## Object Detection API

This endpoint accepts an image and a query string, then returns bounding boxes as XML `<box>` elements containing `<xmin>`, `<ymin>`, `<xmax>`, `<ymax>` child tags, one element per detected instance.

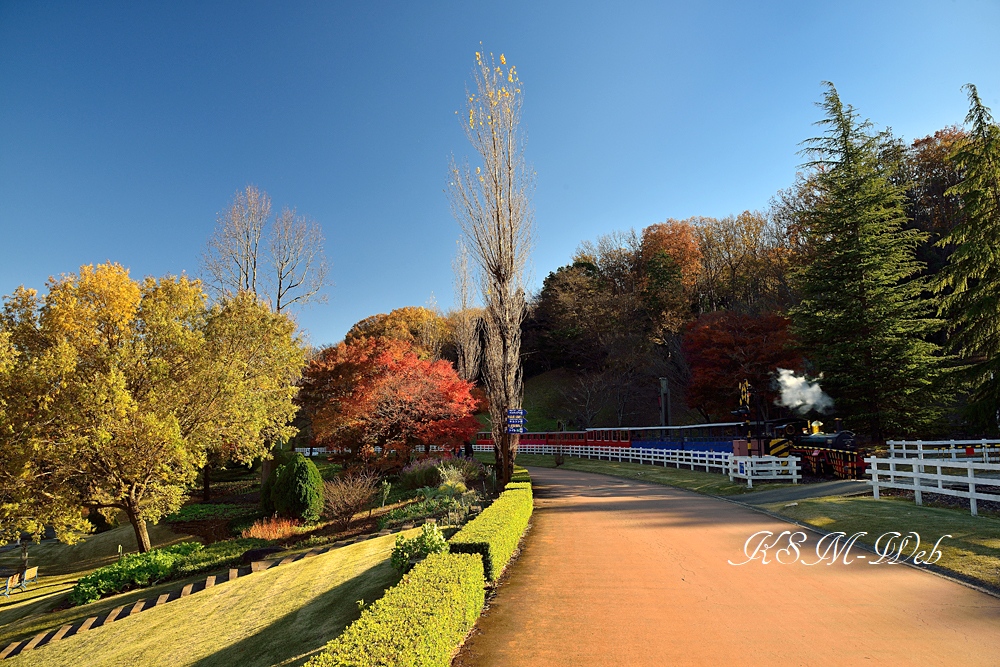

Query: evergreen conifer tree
<box><xmin>790</xmin><ymin>84</ymin><xmax>943</xmax><ymax>440</ymax></box>
<box><xmin>936</xmin><ymin>84</ymin><xmax>1000</xmax><ymax>432</ymax></box>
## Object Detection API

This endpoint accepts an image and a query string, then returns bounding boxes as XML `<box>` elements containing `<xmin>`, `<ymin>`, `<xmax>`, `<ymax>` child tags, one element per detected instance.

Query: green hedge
<box><xmin>305</xmin><ymin>552</ymin><xmax>485</xmax><ymax>667</ymax></box>
<box><xmin>448</xmin><ymin>478</ymin><xmax>533</xmax><ymax>581</ymax></box>
<box><xmin>509</xmin><ymin>465</ymin><xmax>531</xmax><ymax>483</ymax></box>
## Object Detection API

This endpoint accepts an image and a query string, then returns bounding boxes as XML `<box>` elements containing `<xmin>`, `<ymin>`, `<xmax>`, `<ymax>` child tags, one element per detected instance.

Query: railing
<box><xmin>887</xmin><ymin>439</ymin><xmax>1000</xmax><ymax>462</ymax></box>
<box><xmin>728</xmin><ymin>456</ymin><xmax>800</xmax><ymax>488</ymax></box>
<box><xmin>474</xmin><ymin>444</ymin><xmax>800</xmax><ymax>486</ymax></box>
<box><xmin>867</xmin><ymin>456</ymin><xmax>1000</xmax><ymax>516</ymax></box>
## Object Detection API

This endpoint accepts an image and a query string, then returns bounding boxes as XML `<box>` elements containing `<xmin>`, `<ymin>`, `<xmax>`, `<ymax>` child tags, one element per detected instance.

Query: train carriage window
<box><xmin>624</xmin><ymin>430</ymin><xmax>631</xmax><ymax>441</ymax></box>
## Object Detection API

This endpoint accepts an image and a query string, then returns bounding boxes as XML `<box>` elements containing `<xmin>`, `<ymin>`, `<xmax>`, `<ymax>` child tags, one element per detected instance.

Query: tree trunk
<box><xmin>123</xmin><ymin>504</ymin><xmax>152</xmax><ymax>553</ymax></box>
<box><xmin>202</xmin><ymin>465</ymin><xmax>212</xmax><ymax>502</ymax></box>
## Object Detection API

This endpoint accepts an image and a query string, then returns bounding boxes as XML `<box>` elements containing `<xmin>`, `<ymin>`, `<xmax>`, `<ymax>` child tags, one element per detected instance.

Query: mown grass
<box><xmin>0</xmin><ymin>523</ymin><xmax>196</xmax><ymax>643</ymax></box>
<box><xmin>8</xmin><ymin>531</ymin><xmax>415</xmax><ymax>667</ymax></box>
<box><xmin>493</xmin><ymin>453</ymin><xmax>792</xmax><ymax>496</ymax></box>
<box><xmin>763</xmin><ymin>495</ymin><xmax>1000</xmax><ymax>590</ymax></box>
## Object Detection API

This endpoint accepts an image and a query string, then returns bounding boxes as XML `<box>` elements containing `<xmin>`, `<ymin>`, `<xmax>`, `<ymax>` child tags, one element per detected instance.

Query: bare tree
<box><xmin>203</xmin><ymin>185</ymin><xmax>271</xmax><ymax>296</ymax></box>
<box><xmin>452</xmin><ymin>238</ymin><xmax>481</xmax><ymax>382</ymax></box>
<box><xmin>561</xmin><ymin>372</ymin><xmax>607</xmax><ymax>428</ymax></box>
<box><xmin>448</xmin><ymin>49</ymin><xmax>533</xmax><ymax>485</ymax></box>
<box><xmin>202</xmin><ymin>185</ymin><xmax>330</xmax><ymax>314</ymax></box>
<box><xmin>270</xmin><ymin>207</ymin><xmax>329</xmax><ymax>314</ymax></box>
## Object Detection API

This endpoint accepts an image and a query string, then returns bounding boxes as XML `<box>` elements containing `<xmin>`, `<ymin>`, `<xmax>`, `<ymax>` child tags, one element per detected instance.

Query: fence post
<box><xmin>869</xmin><ymin>458</ymin><xmax>880</xmax><ymax>500</ymax></box>
<box><xmin>967</xmin><ymin>464</ymin><xmax>978</xmax><ymax>517</ymax></box>
<box><xmin>913</xmin><ymin>459</ymin><xmax>923</xmax><ymax>506</ymax></box>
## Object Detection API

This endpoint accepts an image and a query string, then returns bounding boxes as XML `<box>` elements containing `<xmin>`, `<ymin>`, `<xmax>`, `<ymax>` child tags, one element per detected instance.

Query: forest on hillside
<box><xmin>328</xmin><ymin>84</ymin><xmax>1000</xmax><ymax>443</ymax></box>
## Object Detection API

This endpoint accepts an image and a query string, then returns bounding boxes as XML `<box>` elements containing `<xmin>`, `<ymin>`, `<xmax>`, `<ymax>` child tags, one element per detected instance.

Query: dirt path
<box><xmin>454</xmin><ymin>466</ymin><xmax>1000</xmax><ymax>667</ymax></box>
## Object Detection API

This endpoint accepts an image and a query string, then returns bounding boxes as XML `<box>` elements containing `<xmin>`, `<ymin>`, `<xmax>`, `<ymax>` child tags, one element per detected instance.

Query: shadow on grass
<box><xmin>190</xmin><ymin>561</ymin><xmax>400</xmax><ymax>667</ymax></box>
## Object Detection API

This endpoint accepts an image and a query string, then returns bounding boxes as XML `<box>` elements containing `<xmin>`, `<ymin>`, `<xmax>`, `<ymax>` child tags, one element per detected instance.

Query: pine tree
<box><xmin>936</xmin><ymin>84</ymin><xmax>1000</xmax><ymax>432</ymax></box>
<box><xmin>790</xmin><ymin>83</ymin><xmax>943</xmax><ymax>440</ymax></box>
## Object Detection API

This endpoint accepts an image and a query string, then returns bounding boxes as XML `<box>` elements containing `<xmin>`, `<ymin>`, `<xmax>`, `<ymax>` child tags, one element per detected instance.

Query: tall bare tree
<box><xmin>204</xmin><ymin>185</ymin><xmax>271</xmax><ymax>296</ymax></box>
<box><xmin>449</xmin><ymin>49</ymin><xmax>533</xmax><ymax>485</ymax></box>
<box><xmin>203</xmin><ymin>185</ymin><xmax>330</xmax><ymax>314</ymax></box>
<box><xmin>270</xmin><ymin>206</ymin><xmax>329</xmax><ymax>314</ymax></box>
<box><xmin>452</xmin><ymin>238</ymin><xmax>482</xmax><ymax>382</ymax></box>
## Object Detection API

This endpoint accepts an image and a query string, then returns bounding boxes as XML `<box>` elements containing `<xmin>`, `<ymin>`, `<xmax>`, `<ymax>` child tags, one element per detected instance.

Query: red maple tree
<box><xmin>682</xmin><ymin>311</ymin><xmax>802</xmax><ymax>421</ymax></box>
<box><xmin>298</xmin><ymin>337</ymin><xmax>480</xmax><ymax>464</ymax></box>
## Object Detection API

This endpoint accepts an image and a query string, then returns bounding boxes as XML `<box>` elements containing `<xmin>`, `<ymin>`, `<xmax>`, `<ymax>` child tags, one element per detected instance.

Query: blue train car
<box><xmin>586</xmin><ymin>422</ymin><xmax>744</xmax><ymax>453</ymax></box>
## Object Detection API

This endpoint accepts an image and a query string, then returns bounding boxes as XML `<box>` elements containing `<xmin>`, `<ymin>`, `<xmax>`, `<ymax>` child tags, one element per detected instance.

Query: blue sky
<box><xmin>2</xmin><ymin>1</ymin><xmax>998</xmax><ymax>345</ymax></box>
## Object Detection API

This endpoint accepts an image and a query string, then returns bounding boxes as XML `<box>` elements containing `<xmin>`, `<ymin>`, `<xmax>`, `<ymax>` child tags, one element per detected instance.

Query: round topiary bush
<box><xmin>272</xmin><ymin>453</ymin><xmax>324</xmax><ymax>523</ymax></box>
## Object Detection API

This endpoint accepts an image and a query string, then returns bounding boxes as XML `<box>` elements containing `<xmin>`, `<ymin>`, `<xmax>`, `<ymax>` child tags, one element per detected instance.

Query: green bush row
<box><xmin>305</xmin><ymin>552</ymin><xmax>485</xmax><ymax>667</ymax></box>
<box><xmin>448</xmin><ymin>473</ymin><xmax>533</xmax><ymax>581</ymax></box>
<box><xmin>510</xmin><ymin>465</ymin><xmax>531</xmax><ymax>483</ymax></box>
<box><xmin>69</xmin><ymin>542</ymin><xmax>203</xmax><ymax>606</ymax></box>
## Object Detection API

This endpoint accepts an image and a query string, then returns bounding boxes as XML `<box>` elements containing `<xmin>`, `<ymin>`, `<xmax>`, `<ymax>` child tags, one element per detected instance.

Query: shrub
<box><xmin>305</xmin><ymin>552</ymin><xmax>485</xmax><ymax>667</ymax></box>
<box><xmin>175</xmin><ymin>538</ymin><xmax>272</xmax><ymax>576</ymax></box>
<box><xmin>272</xmin><ymin>453</ymin><xmax>324</xmax><ymax>523</ymax></box>
<box><xmin>399</xmin><ymin>457</ymin><xmax>444</xmax><ymax>489</ymax></box>
<box><xmin>69</xmin><ymin>542</ymin><xmax>203</xmax><ymax>606</ymax></box>
<box><xmin>449</xmin><ymin>480</ymin><xmax>532</xmax><ymax>581</ymax></box>
<box><xmin>391</xmin><ymin>523</ymin><xmax>449</xmax><ymax>572</ymax></box>
<box><xmin>445</xmin><ymin>458</ymin><xmax>486</xmax><ymax>484</ymax></box>
<box><xmin>438</xmin><ymin>480</ymin><xmax>467</xmax><ymax>497</ymax></box>
<box><xmin>323</xmin><ymin>472</ymin><xmax>378</xmax><ymax>529</ymax></box>
<box><xmin>241</xmin><ymin>517</ymin><xmax>302</xmax><ymax>541</ymax></box>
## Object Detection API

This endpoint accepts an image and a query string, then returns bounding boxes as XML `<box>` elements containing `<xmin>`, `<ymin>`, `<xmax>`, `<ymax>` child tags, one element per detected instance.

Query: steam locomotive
<box><xmin>475</xmin><ymin>418</ymin><xmax>869</xmax><ymax>480</ymax></box>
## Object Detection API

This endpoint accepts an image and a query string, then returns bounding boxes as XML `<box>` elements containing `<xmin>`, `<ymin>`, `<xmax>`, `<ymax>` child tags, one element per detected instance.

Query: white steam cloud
<box><xmin>775</xmin><ymin>369</ymin><xmax>833</xmax><ymax>415</ymax></box>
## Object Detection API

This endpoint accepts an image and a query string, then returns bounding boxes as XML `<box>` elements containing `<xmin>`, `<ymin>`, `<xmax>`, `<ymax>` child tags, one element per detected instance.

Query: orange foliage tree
<box><xmin>299</xmin><ymin>337</ymin><xmax>479</xmax><ymax>465</ymax></box>
<box><xmin>682</xmin><ymin>311</ymin><xmax>802</xmax><ymax>422</ymax></box>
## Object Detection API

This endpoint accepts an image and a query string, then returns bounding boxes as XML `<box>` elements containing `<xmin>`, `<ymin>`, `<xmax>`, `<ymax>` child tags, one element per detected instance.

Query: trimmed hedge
<box><xmin>449</xmin><ymin>474</ymin><xmax>533</xmax><ymax>581</ymax></box>
<box><xmin>510</xmin><ymin>465</ymin><xmax>531</xmax><ymax>483</ymax></box>
<box><xmin>305</xmin><ymin>552</ymin><xmax>485</xmax><ymax>667</ymax></box>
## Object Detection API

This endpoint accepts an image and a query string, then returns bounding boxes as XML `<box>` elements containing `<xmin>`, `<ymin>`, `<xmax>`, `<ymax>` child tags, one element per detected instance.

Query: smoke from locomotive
<box><xmin>775</xmin><ymin>369</ymin><xmax>833</xmax><ymax>415</ymax></box>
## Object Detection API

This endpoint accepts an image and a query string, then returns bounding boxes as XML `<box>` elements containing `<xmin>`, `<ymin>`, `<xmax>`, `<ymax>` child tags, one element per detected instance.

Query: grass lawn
<box><xmin>490</xmin><ymin>453</ymin><xmax>792</xmax><ymax>496</ymax></box>
<box><xmin>762</xmin><ymin>495</ymin><xmax>1000</xmax><ymax>590</ymax></box>
<box><xmin>8</xmin><ymin>531</ymin><xmax>413</xmax><ymax>667</ymax></box>
<box><xmin>0</xmin><ymin>522</ymin><xmax>195</xmax><ymax>635</ymax></box>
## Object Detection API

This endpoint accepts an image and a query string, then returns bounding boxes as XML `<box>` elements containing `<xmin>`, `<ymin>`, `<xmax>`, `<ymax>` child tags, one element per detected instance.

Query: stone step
<box><xmin>129</xmin><ymin>599</ymin><xmax>146</xmax><ymax>616</ymax></box>
<box><xmin>103</xmin><ymin>604</ymin><xmax>127</xmax><ymax>624</ymax></box>
<box><xmin>0</xmin><ymin>642</ymin><xmax>22</xmax><ymax>659</ymax></box>
<box><xmin>204</xmin><ymin>575</ymin><xmax>216</xmax><ymax>589</ymax></box>
<box><xmin>50</xmin><ymin>624</ymin><xmax>73</xmax><ymax>642</ymax></box>
<box><xmin>20</xmin><ymin>630</ymin><xmax>50</xmax><ymax>653</ymax></box>
<box><xmin>77</xmin><ymin>616</ymin><xmax>98</xmax><ymax>634</ymax></box>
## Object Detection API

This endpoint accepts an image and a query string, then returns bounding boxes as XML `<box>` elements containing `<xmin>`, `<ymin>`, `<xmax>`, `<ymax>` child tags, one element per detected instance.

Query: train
<box><xmin>475</xmin><ymin>418</ymin><xmax>869</xmax><ymax>479</ymax></box>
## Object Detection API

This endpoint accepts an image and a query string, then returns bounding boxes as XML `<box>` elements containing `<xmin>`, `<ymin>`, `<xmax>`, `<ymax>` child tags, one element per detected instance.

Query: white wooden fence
<box><xmin>867</xmin><ymin>456</ymin><xmax>1000</xmax><ymax>516</ymax></box>
<box><xmin>887</xmin><ymin>439</ymin><xmax>1000</xmax><ymax>462</ymax></box>
<box><xmin>473</xmin><ymin>444</ymin><xmax>799</xmax><ymax>486</ymax></box>
<box><xmin>728</xmin><ymin>456</ymin><xmax>801</xmax><ymax>488</ymax></box>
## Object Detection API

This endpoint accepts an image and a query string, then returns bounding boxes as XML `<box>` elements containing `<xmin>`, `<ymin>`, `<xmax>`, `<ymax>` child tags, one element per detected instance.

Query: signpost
<box><xmin>506</xmin><ymin>409</ymin><xmax>527</xmax><ymax>434</ymax></box>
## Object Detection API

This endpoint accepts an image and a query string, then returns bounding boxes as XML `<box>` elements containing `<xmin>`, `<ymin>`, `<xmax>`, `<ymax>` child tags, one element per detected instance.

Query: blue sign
<box><xmin>506</xmin><ymin>426</ymin><xmax>525</xmax><ymax>434</ymax></box>
<box><xmin>507</xmin><ymin>409</ymin><xmax>527</xmax><ymax>416</ymax></box>
<box><xmin>506</xmin><ymin>418</ymin><xmax>526</xmax><ymax>425</ymax></box>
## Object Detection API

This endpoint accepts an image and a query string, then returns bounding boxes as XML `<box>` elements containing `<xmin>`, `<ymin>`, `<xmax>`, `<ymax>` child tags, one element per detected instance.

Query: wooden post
<box><xmin>870</xmin><ymin>458</ymin><xmax>880</xmax><ymax>500</ymax></box>
<box><xmin>968</xmin><ymin>464</ymin><xmax>978</xmax><ymax>517</ymax></box>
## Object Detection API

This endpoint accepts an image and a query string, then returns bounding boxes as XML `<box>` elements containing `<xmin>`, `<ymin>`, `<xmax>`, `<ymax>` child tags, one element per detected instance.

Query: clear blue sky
<box><xmin>2</xmin><ymin>1</ymin><xmax>998</xmax><ymax>345</ymax></box>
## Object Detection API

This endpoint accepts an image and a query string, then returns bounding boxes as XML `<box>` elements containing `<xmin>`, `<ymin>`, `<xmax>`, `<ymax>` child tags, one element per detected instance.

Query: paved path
<box><xmin>454</xmin><ymin>467</ymin><xmax>1000</xmax><ymax>667</ymax></box>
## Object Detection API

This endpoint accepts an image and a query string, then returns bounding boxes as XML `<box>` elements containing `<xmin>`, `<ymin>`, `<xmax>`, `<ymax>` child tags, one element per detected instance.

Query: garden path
<box><xmin>454</xmin><ymin>466</ymin><xmax>1000</xmax><ymax>667</ymax></box>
